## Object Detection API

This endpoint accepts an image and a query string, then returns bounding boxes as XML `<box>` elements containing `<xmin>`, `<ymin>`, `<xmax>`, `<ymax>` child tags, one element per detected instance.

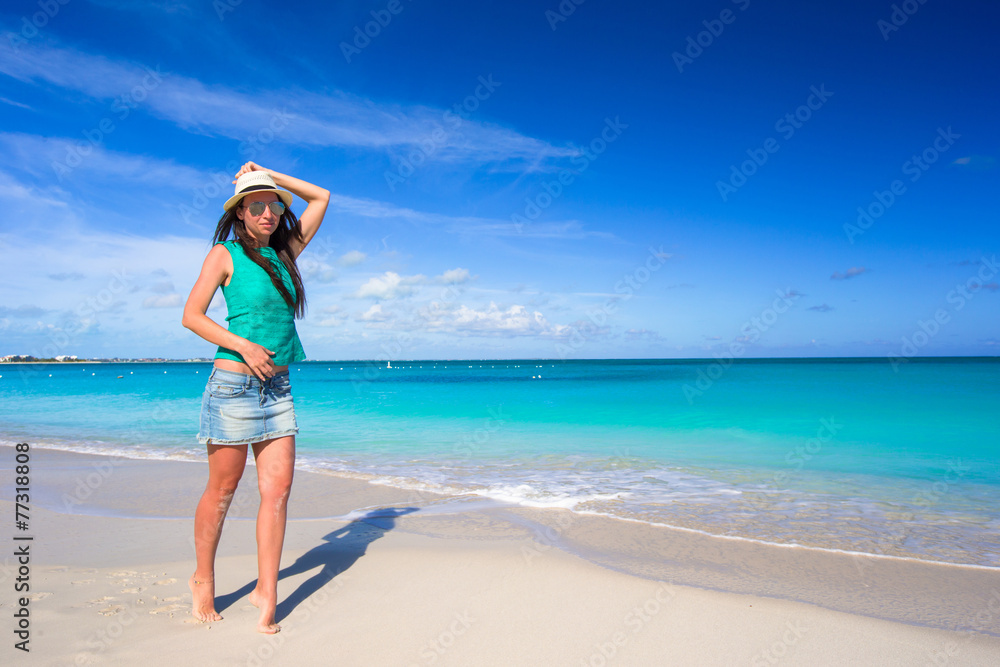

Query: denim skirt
<box><xmin>197</xmin><ymin>367</ymin><xmax>298</xmax><ymax>445</ymax></box>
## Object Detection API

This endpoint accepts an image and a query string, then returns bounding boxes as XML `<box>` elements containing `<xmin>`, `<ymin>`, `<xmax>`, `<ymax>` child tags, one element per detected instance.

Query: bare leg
<box><xmin>190</xmin><ymin>444</ymin><xmax>248</xmax><ymax>623</ymax></box>
<box><xmin>248</xmin><ymin>435</ymin><xmax>295</xmax><ymax>634</ymax></box>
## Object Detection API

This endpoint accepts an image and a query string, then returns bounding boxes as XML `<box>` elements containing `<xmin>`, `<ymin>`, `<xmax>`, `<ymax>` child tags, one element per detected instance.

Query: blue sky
<box><xmin>0</xmin><ymin>0</ymin><xmax>997</xmax><ymax>360</ymax></box>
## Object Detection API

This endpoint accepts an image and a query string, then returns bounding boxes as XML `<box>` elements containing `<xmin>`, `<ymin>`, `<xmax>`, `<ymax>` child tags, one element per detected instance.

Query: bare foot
<box><xmin>248</xmin><ymin>587</ymin><xmax>280</xmax><ymax>634</ymax></box>
<box><xmin>189</xmin><ymin>574</ymin><xmax>222</xmax><ymax>623</ymax></box>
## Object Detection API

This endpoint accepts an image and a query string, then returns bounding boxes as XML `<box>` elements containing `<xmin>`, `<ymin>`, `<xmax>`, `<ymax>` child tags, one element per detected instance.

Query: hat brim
<box><xmin>223</xmin><ymin>187</ymin><xmax>294</xmax><ymax>212</ymax></box>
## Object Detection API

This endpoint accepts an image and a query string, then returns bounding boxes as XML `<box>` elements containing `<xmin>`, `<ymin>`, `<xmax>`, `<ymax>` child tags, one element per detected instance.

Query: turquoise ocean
<box><xmin>2</xmin><ymin>358</ymin><xmax>998</xmax><ymax>568</ymax></box>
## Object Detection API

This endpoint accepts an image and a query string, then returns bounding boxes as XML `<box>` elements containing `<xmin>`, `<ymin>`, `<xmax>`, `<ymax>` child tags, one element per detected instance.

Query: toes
<box><xmin>191</xmin><ymin>608</ymin><xmax>223</xmax><ymax>623</ymax></box>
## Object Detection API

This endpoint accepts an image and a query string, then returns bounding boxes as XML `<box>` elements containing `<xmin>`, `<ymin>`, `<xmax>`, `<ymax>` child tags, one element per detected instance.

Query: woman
<box><xmin>182</xmin><ymin>162</ymin><xmax>330</xmax><ymax>633</ymax></box>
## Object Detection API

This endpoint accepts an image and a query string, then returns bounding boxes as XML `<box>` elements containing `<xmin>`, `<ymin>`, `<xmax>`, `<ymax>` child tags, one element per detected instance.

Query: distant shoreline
<box><xmin>2</xmin><ymin>355</ymin><xmax>998</xmax><ymax>365</ymax></box>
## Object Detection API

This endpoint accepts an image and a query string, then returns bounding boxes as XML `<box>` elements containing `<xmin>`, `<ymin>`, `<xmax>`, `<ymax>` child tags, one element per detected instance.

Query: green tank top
<box><xmin>214</xmin><ymin>240</ymin><xmax>306</xmax><ymax>366</ymax></box>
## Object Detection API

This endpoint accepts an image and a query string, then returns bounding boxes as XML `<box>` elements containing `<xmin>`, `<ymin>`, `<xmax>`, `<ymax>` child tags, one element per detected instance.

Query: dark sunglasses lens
<box><xmin>247</xmin><ymin>202</ymin><xmax>285</xmax><ymax>216</ymax></box>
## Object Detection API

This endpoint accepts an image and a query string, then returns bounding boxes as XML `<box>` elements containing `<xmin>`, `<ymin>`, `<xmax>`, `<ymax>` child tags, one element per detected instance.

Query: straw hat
<box><xmin>223</xmin><ymin>171</ymin><xmax>294</xmax><ymax>212</ymax></box>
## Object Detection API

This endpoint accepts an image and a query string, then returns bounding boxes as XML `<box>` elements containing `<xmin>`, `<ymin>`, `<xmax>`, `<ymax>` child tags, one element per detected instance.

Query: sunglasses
<box><xmin>242</xmin><ymin>201</ymin><xmax>286</xmax><ymax>217</ymax></box>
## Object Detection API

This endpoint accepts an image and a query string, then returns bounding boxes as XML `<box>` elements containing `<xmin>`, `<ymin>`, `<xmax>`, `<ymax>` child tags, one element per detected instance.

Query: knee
<box><xmin>259</xmin><ymin>478</ymin><xmax>292</xmax><ymax>504</ymax></box>
<box><xmin>216</xmin><ymin>484</ymin><xmax>241</xmax><ymax>499</ymax></box>
<box><xmin>207</xmin><ymin>476</ymin><xmax>243</xmax><ymax>498</ymax></box>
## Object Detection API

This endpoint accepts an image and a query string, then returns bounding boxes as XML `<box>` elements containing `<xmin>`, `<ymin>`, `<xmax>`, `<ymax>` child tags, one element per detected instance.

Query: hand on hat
<box><xmin>233</xmin><ymin>161</ymin><xmax>268</xmax><ymax>183</ymax></box>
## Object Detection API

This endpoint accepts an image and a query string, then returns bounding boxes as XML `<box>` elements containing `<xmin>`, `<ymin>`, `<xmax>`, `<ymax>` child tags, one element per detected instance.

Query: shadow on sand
<box><xmin>216</xmin><ymin>506</ymin><xmax>419</xmax><ymax>620</ymax></box>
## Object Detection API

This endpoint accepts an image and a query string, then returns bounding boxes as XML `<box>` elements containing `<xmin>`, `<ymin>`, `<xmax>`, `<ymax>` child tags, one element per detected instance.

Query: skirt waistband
<box><xmin>209</xmin><ymin>367</ymin><xmax>290</xmax><ymax>388</ymax></box>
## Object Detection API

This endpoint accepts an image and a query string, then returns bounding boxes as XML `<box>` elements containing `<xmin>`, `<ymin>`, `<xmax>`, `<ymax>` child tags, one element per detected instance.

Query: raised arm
<box><xmin>233</xmin><ymin>162</ymin><xmax>330</xmax><ymax>259</ymax></box>
<box><xmin>181</xmin><ymin>244</ymin><xmax>276</xmax><ymax>381</ymax></box>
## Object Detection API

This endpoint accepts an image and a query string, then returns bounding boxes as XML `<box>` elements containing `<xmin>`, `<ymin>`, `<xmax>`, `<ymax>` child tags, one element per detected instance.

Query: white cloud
<box><xmin>359</xmin><ymin>304</ymin><xmax>390</xmax><ymax>322</ymax></box>
<box><xmin>312</xmin><ymin>305</ymin><xmax>345</xmax><ymax>327</ymax></box>
<box><xmin>299</xmin><ymin>257</ymin><xmax>337</xmax><ymax>284</ymax></box>
<box><xmin>0</xmin><ymin>133</ymin><xmax>209</xmax><ymax>191</ymax></box>
<box><xmin>417</xmin><ymin>301</ymin><xmax>569</xmax><ymax>337</ymax></box>
<box><xmin>338</xmin><ymin>250</ymin><xmax>367</xmax><ymax>267</ymax></box>
<box><xmin>320</xmin><ymin>194</ymin><xmax>620</xmax><ymax>241</ymax></box>
<box><xmin>0</xmin><ymin>318</ymin><xmax>53</xmax><ymax>334</ymax></box>
<box><xmin>1</xmin><ymin>132</ymin><xmax>614</xmax><ymax>244</ymax></box>
<box><xmin>354</xmin><ymin>271</ymin><xmax>426</xmax><ymax>300</ymax></box>
<box><xmin>1</xmin><ymin>133</ymin><xmax>616</xmax><ymax>242</ymax></box>
<box><xmin>438</xmin><ymin>268</ymin><xmax>471</xmax><ymax>284</ymax></box>
<box><xmin>0</xmin><ymin>96</ymin><xmax>32</xmax><ymax>110</ymax></box>
<box><xmin>0</xmin><ymin>166</ymin><xmax>70</xmax><ymax>208</ymax></box>
<box><xmin>142</xmin><ymin>294</ymin><xmax>182</xmax><ymax>308</ymax></box>
<box><xmin>0</xmin><ymin>201</ymin><xmax>211</xmax><ymax>336</ymax></box>
<box><xmin>0</xmin><ymin>39</ymin><xmax>577</xmax><ymax>167</ymax></box>
<box><xmin>325</xmin><ymin>192</ymin><xmax>615</xmax><ymax>240</ymax></box>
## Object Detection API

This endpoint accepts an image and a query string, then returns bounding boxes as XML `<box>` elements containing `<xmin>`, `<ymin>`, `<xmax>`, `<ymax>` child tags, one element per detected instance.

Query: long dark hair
<box><xmin>212</xmin><ymin>198</ymin><xmax>307</xmax><ymax>318</ymax></box>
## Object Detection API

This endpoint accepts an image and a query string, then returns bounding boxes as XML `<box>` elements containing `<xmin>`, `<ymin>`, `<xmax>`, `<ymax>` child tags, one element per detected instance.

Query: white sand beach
<box><xmin>3</xmin><ymin>446</ymin><xmax>1000</xmax><ymax>666</ymax></box>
